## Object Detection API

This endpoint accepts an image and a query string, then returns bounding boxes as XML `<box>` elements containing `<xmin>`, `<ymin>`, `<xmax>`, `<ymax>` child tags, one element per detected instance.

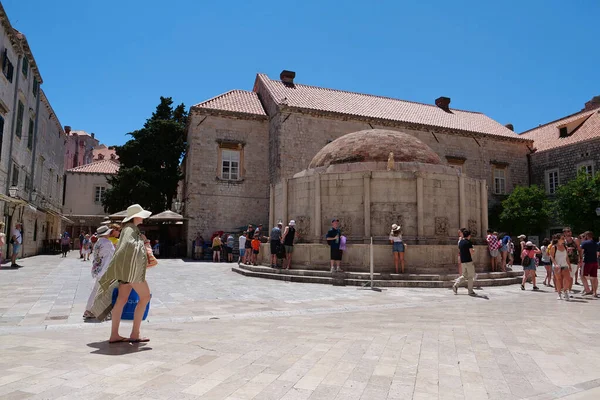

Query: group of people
<box><xmin>454</xmin><ymin>226</ymin><xmax>599</xmax><ymax>299</ymax></box>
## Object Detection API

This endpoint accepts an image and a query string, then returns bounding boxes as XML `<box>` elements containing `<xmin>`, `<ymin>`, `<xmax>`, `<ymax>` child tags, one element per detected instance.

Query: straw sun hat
<box><xmin>121</xmin><ymin>204</ymin><xmax>152</xmax><ymax>223</ymax></box>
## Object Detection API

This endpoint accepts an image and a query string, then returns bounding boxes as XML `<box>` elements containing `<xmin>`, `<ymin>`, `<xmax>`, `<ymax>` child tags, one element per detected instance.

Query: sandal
<box><xmin>129</xmin><ymin>337</ymin><xmax>150</xmax><ymax>343</ymax></box>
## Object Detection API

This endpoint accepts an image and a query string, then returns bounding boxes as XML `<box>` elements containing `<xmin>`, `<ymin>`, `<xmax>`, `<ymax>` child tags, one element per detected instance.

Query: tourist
<box><xmin>456</xmin><ymin>228</ymin><xmax>465</xmax><ymax>275</ymax></box>
<box><xmin>269</xmin><ymin>221</ymin><xmax>283</xmax><ymax>268</ymax></box>
<box><xmin>193</xmin><ymin>234</ymin><xmax>204</xmax><ymax>260</ymax></box>
<box><xmin>550</xmin><ymin>234</ymin><xmax>572</xmax><ymax>301</ymax></box>
<box><xmin>453</xmin><ymin>230</ymin><xmax>476</xmax><ymax>296</ymax></box>
<box><xmin>389</xmin><ymin>224</ymin><xmax>405</xmax><ymax>274</ymax></box>
<box><xmin>212</xmin><ymin>235</ymin><xmax>222</xmax><ymax>262</ymax></box>
<box><xmin>61</xmin><ymin>232</ymin><xmax>70</xmax><ymax>257</ymax></box>
<box><xmin>517</xmin><ymin>234</ymin><xmax>527</xmax><ymax>263</ymax></box>
<box><xmin>282</xmin><ymin>220</ymin><xmax>296</xmax><ymax>270</ymax></box>
<box><xmin>91</xmin><ymin>204</ymin><xmax>152</xmax><ymax>343</ymax></box>
<box><xmin>540</xmin><ymin>238</ymin><xmax>553</xmax><ymax>287</ymax></box>
<box><xmin>486</xmin><ymin>230</ymin><xmax>500</xmax><ymax>272</ymax></box>
<box><xmin>251</xmin><ymin>234</ymin><xmax>261</xmax><ymax>266</ymax></box>
<box><xmin>580</xmin><ymin>231</ymin><xmax>598</xmax><ymax>297</ymax></box>
<box><xmin>152</xmin><ymin>240</ymin><xmax>160</xmax><ymax>258</ymax></box>
<box><xmin>520</xmin><ymin>241</ymin><xmax>540</xmax><ymax>291</ymax></box>
<box><xmin>326</xmin><ymin>218</ymin><xmax>343</xmax><ymax>273</ymax></box>
<box><xmin>500</xmin><ymin>233</ymin><xmax>510</xmax><ymax>272</ymax></box>
<box><xmin>226</xmin><ymin>233</ymin><xmax>234</xmax><ymax>263</ymax></box>
<box><xmin>79</xmin><ymin>231</ymin><xmax>85</xmax><ymax>259</ymax></box>
<box><xmin>82</xmin><ymin>234</ymin><xmax>92</xmax><ymax>261</ymax></box>
<box><xmin>244</xmin><ymin>225</ymin><xmax>254</xmax><ymax>264</ymax></box>
<box><xmin>563</xmin><ymin>227</ymin><xmax>582</xmax><ymax>292</ymax></box>
<box><xmin>255</xmin><ymin>224</ymin><xmax>263</xmax><ymax>240</ymax></box>
<box><xmin>507</xmin><ymin>237</ymin><xmax>515</xmax><ymax>269</ymax></box>
<box><xmin>0</xmin><ymin>222</ymin><xmax>6</xmax><ymax>264</ymax></box>
<box><xmin>83</xmin><ymin>225</ymin><xmax>116</xmax><ymax>320</ymax></box>
<box><xmin>108</xmin><ymin>224</ymin><xmax>121</xmax><ymax>246</ymax></box>
<box><xmin>90</xmin><ymin>233</ymin><xmax>98</xmax><ymax>245</ymax></box>
<box><xmin>238</xmin><ymin>232</ymin><xmax>247</xmax><ymax>266</ymax></box>
<box><xmin>10</xmin><ymin>222</ymin><xmax>22</xmax><ymax>268</ymax></box>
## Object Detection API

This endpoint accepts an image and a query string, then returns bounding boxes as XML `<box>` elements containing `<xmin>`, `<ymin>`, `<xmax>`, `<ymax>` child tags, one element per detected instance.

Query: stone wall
<box><xmin>184</xmin><ymin>111</ymin><xmax>270</xmax><ymax>255</ymax></box>
<box><xmin>268</xmin><ymin>112</ymin><xmax>530</xmax><ymax>205</ymax></box>
<box><xmin>530</xmin><ymin>138</ymin><xmax>600</xmax><ymax>192</ymax></box>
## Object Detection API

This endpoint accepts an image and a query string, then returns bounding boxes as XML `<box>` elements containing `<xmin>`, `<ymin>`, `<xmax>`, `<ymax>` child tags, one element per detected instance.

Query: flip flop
<box><xmin>108</xmin><ymin>338</ymin><xmax>130</xmax><ymax>344</ymax></box>
<box><xmin>129</xmin><ymin>337</ymin><xmax>150</xmax><ymax>343</ymax></box>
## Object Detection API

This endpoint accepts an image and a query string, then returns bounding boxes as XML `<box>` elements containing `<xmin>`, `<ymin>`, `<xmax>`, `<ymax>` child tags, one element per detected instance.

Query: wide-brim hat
<box><xmin>518</xmin><ymin>234</ymin><xmax>526</xmax><ymax>239</ymax></box>
<box><xmin>289</xmin><ymin>220</ymin><xmax>296</xmax><ymax>226</ymax></box>
<box><xmin>122</xmin><ymin>204</ymin><xmax>152</xmax><ymax>223</ymax></box>
<box><xmin>525</xmin><ymin>241</ymin><xmax>534</xmax><ymax>247</ymax></box>
<box><xmin>391</xmin><ymin>224</ymin><xmax>401</xmax><ymax>232</ymax></box>
<box><xmin>96</xmin><ymin>225</ymin><xmax>113</xmax><ymax>237</ymax></box>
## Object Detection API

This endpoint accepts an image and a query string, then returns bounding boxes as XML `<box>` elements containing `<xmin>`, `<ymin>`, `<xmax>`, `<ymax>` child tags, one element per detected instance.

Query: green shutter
<box><xmin>22</xmin><ymin>56</ymin><xmax>28</xmax><ymax>77</ymax></box>
<box><xmin>27</xmin><ymin>118</ymin><xmax>34</xmax><ymax>149</ymax></box>
<box><xmin>16</xmin><ymin>101</ymin><xmax>24</xmax><ymax>138</ymax></box>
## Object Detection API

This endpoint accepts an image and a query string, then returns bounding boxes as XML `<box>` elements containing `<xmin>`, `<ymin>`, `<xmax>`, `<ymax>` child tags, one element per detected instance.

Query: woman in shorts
<box><xmin>389</xmin><ymin>224</ymin><xmax>405</xmax><ymax>274</ymax></box>
<box><xmin>540</xmin><ymin>238</ymin><xmax>553</xmax><ymax>287</ymax></box>
<box><xmin>521</xmin><ymin>241</ymin><xmax>540</xmax><ymax>291</ymax></box>
<box><xmin>212</xmin><ymin>235</ymin><xmax>222</xmax><ymax>263</ymax></box>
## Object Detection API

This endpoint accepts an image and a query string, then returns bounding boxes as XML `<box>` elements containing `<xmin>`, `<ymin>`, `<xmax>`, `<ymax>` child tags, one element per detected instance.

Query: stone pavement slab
<box><xmin>0</xmin><ymin>254</ymin><xmax>599</xmax><ymax>399</ymax></box>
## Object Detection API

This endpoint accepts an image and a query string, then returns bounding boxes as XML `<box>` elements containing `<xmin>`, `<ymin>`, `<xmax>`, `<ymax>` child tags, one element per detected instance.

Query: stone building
<box><xmin>0</xmin><ymin>4</ymin><xmax>71</xmax><ymax>258</ymax></box>
<box><xmin>184</xmin><ymin>71</ymin><xmax>533</xmax><ymax>253</ymax></box>
<box><xmin>63</xmin><ymin>128</ymin><xmax>99</xmax><ymax>170</ymax></box>
<box><xmin>63</xmin><ymin>159</ymin><xmax>119</xmax><ymax>237</ymax></box>
<box><xmin>92</xmin><ymin>144</ymin><xmax>118</xmax><ymax>162</ymax></box>
<box><xmin>520</xmin><ymin>96</ymin><xmax>600</xmax><ymax>235</ymax></box>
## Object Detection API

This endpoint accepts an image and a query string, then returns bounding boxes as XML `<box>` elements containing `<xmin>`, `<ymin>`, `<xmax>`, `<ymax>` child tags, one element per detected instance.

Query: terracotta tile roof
<box><xmin>192</xmin><ymin>90</ymin><xmax>267</xmax><ymax>116</ymax></box>
<box><xmin>93</xmin><ymin>145</ymin><xmax>118</xmax><ymax>162</ymax></box>
<box><xmin>67</xmin><ymin>160</ymin><xmax>119</xmax><ymax>174</ymax></box>
<box><xmin>255</xmin><ymin>74</ymin><xmax>524</xmax><ymax>140</ymax></box>
<box><xmin>520</xmin><ymin>107</ymin><xmax>600</xmax><ymax>152</ymax></box>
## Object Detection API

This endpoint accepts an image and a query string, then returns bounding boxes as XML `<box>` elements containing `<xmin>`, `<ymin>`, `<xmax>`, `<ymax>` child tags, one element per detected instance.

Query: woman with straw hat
<box><xmin>389</xmin><ymin>224</ymin><xmax>406</xmax><ymax>274</ymax></box>
<box><xmin>91</xmin><ymin>204</ymin><xmax>152</xmax><ymax>343</ymax></box>
<box><xmin>83</xmin><ymin>225</ymin><xmax>116</xmax><ymax>320</ymax></box>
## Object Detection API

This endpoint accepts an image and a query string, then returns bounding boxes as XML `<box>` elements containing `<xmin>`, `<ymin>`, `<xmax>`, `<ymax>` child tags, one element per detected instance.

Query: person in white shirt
<box><xmin>389</xmin><ymin>224</ymin><xmax>405</xmax><ymax>274</ymax></box>
<box><xmin>238</xmin><ymin>232</ymin><xmax>247</xmax><ymax>266</ymax></box>
<box><xmin>10</xmin><ymin>222</ymin><xmax>23</xmax><ymax>268</ymax></box>
<box><xmin>84</xmin><ymin>226</ymin><xmax>116</xmax><ymax>319</ymax></box>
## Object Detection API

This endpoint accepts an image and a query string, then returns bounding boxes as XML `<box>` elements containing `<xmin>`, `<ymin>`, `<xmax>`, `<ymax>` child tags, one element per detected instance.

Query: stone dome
<box><xmin>308</xmin><ymin>129</ymin><xmax>442</xmax><ymax>168</ymax></box>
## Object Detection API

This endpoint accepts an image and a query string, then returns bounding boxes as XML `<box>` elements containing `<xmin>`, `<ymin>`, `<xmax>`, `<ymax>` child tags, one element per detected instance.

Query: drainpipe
<box><xmin>6</xmin><ymin>55</ymin><xmax>22</xmax><ymax>195</ymax></box>
<box><xmin>29</xmin><ymin>86</ymin><xmax>41</xmax><ymax>203</ymax></box>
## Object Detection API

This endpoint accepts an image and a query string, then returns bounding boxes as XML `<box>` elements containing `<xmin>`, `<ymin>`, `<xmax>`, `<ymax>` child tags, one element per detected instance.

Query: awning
<box><xmin>149</xmin><ymin>210</ymin><xmax>185</xmax><ymax>221</ymax></box>
<box><xmin>45</xmin><ymin>209</ymin><xmax>75</xmax><ymax>224</ymax></box>
<box><xmin>0</xmin><ymin>193</ymin><xmax>27</xmax><ymax>205</ymax></box>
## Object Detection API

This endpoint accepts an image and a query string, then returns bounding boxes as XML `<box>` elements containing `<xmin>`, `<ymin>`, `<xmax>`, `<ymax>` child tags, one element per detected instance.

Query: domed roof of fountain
<box><xmin>308</xmin><ymin>129</ymin><xmax>442</xmax><ymax>168</ymax></box>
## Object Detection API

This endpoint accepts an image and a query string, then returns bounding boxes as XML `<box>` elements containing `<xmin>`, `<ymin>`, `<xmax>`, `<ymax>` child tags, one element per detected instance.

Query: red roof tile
<box><xmin>255</xmin><ymin>74</ymin><xmax>523</xmax><ymax>140</ymax></box>
<box><xmin>93</xmin><ymin>145</ymin><xmax>118</xmax><ymax>162</ymax></box>
<box><xmin>67</xmin><ymin>160</ymin><xmax>119</xmax><ymax>174</ymax></box>
<box><xmin>192</xmin><ymin>90</ymin><xmax>267</xmax><ymax>116</ymax></box>
<box><xmin>520</xmin><ymin>107</ymin><xmax>600</xmax><ymax>152</ymax></box>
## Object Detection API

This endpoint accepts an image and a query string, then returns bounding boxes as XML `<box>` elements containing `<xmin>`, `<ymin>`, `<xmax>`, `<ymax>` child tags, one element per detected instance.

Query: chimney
<box><xmin>91</xmin><ymin>132</ymin><xmax>95</xmax><ymax>139</ymax></box>
<box><xmin>435</xmin><ymin>96</ymin><xmax>451</xmax><ymax>112</ymax></box>
<box><xmin>64</xmin><ymin>125</ymin><xmax>71</xmax><ymax>134</ymax></box>
<box><xmin>583</xmin><ymin>95</ymin><xmax>600</xmax><ymax>112</ymax></box>
<box><xmin>280</xmin><ymin>70</ymin><xmax>296</xmax><ymax>84</ymax></box>
<box><xmin>505</xmin><ymin>123</ymin><xmax>514</xmax><ymax>131</ymax></box>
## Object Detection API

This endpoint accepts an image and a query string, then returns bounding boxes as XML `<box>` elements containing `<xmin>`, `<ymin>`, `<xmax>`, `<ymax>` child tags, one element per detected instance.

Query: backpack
<box><xmin>522</xmin><ymin>250</ymin><xmax>531</xmax><ymax>266</ymax></box>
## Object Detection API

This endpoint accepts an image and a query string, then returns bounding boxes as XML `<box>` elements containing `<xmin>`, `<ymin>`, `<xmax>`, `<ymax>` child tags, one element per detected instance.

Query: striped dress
<box><xmin>91</xmin><ymin>223</ymin><xmax>147</xmax><ymax>321</ymax></box>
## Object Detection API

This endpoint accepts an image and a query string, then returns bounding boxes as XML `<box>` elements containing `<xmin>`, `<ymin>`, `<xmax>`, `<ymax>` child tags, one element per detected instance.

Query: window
<box><xmin>1</xmin><ymin>49</ymin><xmax>14</xmax><ymax>83</ymax></box>
<box><xmin>221</xmin><ymin>149</ymin><xmax>240</xmax><ymax>180</ymax></box>
<box><xmin>16</xmin><ymin>101</ymin><xmax>24</xmax><ymax>138</ymax></box>
<box><xmin>27</xmin><ymin>118</ymin><xmax>34</xmax><ymax>149</ymax></box>
<box><xmin>559</xmin><ymin>127</ymin><xmax>568</xmax><ymax>138</ymax></box>
<box><xmin>33</xmin><ymin>220</ymin><xmax>38</xmax><ymax>242</ymax></box>
<box><xmin>32</xmin><ymin>77</ymin><xmax>39</xmax><ymax>97</ymax></box>
<box><xmin>546</xmin><ymin>169</ymin><xmax>559</xmax><ymax>194</ymax></box>
<box><xmin>24</xmin><ymin>174</ymin><xmax>31</xmax><ymax>192</ymax></box>
<box><xmin>446</xmin><ymin>157</ymin><xmax>465</xmax><ymax>174</ymax></box>
<box><xmin>94</xmin><ymin>186</ymin><xmax>106</xmax><ymax>203</ymax></box>
<box><xmin>11</xmin><ymin>163</ymin><xmax>19</xmax><ymax>187</ymax></box>
<box><xmin>578</xmin><ymin>162</ymin><xmax>594</xmax><ymax>177</ymax></box>
<box><xmin>493</xmin><ymin>167</ymin><xmax>506</xmax><ymax>194</ymax></box>
<box><xmin>22</xmin><ymin>56</ymin><xmax>28</xmax><ymax>77</ymax></box>
<box><xmin>0</xmin><ymin>115</ymin><xmax>4</xmax><ymax>159</ymax></box>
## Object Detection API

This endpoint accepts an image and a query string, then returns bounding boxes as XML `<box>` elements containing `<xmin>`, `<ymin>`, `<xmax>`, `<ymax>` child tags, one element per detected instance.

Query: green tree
<box><xmin>554</xmin><ymin>171</ymin><xmax>600</xmax><ymax>234</ymax></box>
<box><xmin>499</xmin><ymin>185</ymin><xmax>552</xmax><ymax>236</ymax></box>
<box><xmin>102</xmin><ymin>97</ymin><xmax>187</xmax><ymax>213</ymax></box>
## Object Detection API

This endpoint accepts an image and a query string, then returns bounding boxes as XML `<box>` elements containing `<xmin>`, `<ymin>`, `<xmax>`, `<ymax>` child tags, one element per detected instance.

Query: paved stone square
<box><xmin>0</xmin><ymin>254</ymin><xmax>600</xmax><ymax>399</ymax></box>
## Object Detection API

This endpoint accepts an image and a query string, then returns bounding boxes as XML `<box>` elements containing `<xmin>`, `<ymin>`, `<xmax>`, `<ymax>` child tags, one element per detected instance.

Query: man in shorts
<box><xmin>10</xmin><ymin>222</ymin><xmax>23</xmax><ymax>268</ymax></box>
<box><xmin>238</xmin><ymin>232</ymin><xmax>246</xmax><ymax>266</ymax></box>
<box><xmin>580</xmin><ymin>231</ymin><xmax>598</xmax><ymax>297</ymax></box>
<box><xmin>269</xmin><ymin>221</ymin><xmax>283</xmax><ymax>268</ymax></box>
<box><xmin>486</xmin><ymin>229</ymin><xmax>500</xmax><ymax>272</ymax></box>
<box><xmin>326</xmin><ymin>218</ymin><xmax>343</xmax><ymax>272</ymax></box>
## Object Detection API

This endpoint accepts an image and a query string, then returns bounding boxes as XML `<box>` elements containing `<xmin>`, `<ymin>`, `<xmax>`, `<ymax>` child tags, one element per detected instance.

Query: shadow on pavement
<box><xmin>87</xmin><ymin>341</ymin><xmax>152</xmax><ymax>356</ymax></box>
<box><xmin>0</xmin><ymin>265</ymin><xmax>22</xmax><ymax>270</ymax></box>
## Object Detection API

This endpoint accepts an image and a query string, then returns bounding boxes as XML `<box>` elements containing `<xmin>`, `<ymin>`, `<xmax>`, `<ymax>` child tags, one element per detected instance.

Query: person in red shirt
<box><xmin>251</xmin><ymin>236</ymin><xmax>261</xmax><ymax>266</ymax></box>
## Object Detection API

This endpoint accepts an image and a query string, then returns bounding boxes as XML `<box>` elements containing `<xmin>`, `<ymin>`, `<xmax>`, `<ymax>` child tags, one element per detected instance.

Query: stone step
<box><xmin>236</xmin><ymin>263</ymin><xmax>522</xmax><ymax>281</ymax></box>
<box><xmin>232</xmin><ymin>265</ymin><xmax>523</xmax><ymax>288</ymax></box>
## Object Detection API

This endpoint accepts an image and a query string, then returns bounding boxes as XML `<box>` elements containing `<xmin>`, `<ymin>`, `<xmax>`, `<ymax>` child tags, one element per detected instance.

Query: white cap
<box><xmin>289</xmin><ymin>220</ymin><xmax>296</xmax><ymax>226</ymax></box>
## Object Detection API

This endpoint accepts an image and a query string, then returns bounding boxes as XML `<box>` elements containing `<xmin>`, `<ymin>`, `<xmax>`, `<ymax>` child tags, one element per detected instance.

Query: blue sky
<box><xmin>4</xmin><ymin>0</ymin><xmax>599</xmax><ymax>146</ymax></box>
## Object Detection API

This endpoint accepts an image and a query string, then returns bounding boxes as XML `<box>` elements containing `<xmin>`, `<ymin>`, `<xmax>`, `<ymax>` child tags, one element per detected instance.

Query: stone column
<box><xmin>363</xmin><ymin>173</ymin><xmax>371</xmax><ymax>240</ymax></box>
<box><xmin>480</xmin><ymin>180</ymin><xmax>488</xmax><ymax>236</ymax></box>
<box><xmin>458</xmin><ymin>175</ymin><xmax>467</xmax><ymax>229</ymax></box>
<box><xmin>314</xmin><ymin>174</ymin><xmax>322</xmax><ymax>240</ymax></box>
<box><xmin>269</xmin><ymin>184</ymin><xmax>275</xmax><ymax>230</ymax></box>
<box><xmin>282</xmin><ymin>178</ymin><xmax>288</xmax><ymax>227</ymax></box>
<box><xmin>416</xmin><ymin>174</ymin><xmax>424</xmax><ymax>238</ymax></box>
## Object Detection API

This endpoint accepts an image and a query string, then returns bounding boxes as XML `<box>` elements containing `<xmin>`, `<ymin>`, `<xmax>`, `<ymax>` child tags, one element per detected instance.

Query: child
<box><xmin>251</xmin><ymin>235</ymin><xmax>261</xmax><ymax>266</ymax></box>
